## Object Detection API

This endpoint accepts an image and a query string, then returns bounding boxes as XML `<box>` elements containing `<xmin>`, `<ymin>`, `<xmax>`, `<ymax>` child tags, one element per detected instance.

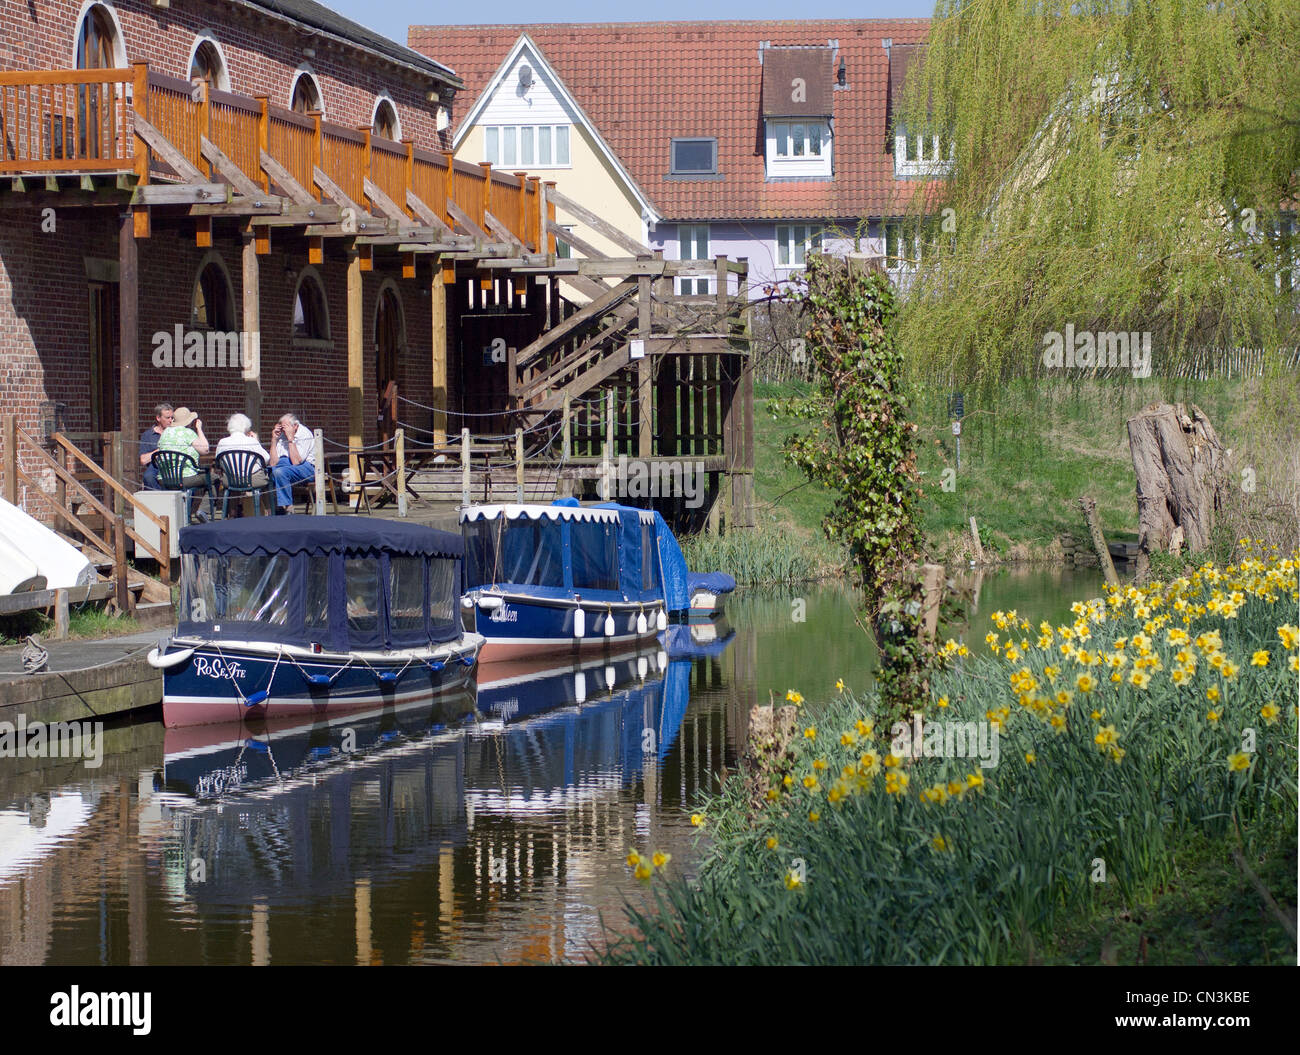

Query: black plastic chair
<box><xmin>151</xmin><ymin>449</ymin><xmax>214</xmax><ymax>523</ymax></box>
<box><xmin>215</xmin><ymin>449</ymin><xmax>270</xmax><ymax>518</ymax></box>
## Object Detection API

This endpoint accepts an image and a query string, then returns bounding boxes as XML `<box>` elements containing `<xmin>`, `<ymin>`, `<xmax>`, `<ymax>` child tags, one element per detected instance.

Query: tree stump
<box><xmin>1126</xmin><ymin>403</ymin><xmax>1227</xmax><ymax>576</ymax></box>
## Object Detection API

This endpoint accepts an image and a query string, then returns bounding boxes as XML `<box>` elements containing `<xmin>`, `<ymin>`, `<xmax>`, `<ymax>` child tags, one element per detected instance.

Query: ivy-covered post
<box><xmin>777</xmin><ymin>254</ymin><xmax>930</xmax><ymax>722</ymax></box>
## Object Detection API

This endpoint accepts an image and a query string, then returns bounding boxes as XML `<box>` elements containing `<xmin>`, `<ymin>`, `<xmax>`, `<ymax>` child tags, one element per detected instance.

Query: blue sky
<box><xmin>325</xmin><ymin>1</ymin><xmax>937</xmax><ymax>50</ymax></box>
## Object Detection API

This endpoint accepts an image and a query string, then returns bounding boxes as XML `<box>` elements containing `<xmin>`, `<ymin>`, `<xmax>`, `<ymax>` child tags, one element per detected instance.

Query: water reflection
<box><xmin>0</xmin><ymin>567</ymin><xmax>1111</xmax><ymax>964</ymax></box>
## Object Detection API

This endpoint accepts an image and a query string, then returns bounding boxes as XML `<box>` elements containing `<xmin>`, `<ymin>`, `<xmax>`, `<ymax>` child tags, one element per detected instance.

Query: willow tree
<box><xmin>893</xmin><ymin>0</ymin><xmax>1300</xmax><ymax>390</ymax></box>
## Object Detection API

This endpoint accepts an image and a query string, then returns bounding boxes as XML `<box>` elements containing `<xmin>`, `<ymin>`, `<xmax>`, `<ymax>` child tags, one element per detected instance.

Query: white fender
<box><xmin>574</xmin><ymin>671</ymin><xmax>587</xmax><ymax>703</ymax></box>
<box><xmin>656</xmin><ymin>609</ymin><xmax>667</xmax><ymax>631</ymax></box>
<box><xmin>604</xmin><ymin>666</ymin><xmax>615</xmax><ymax>689</ymax></box>
<box><xmin>147</xmin><ymin>646</ymin><xmax>195</xmax><ymax>669</ymax></box>
<box><xmin>604</xmin><ymin>612</ymin><xmax>615</xmax><ymax>637</ymax></box>
<box><xmin>477</xmin><ymin>594</ymin><xmax>503</xmax><ymax>610</ymax></box>
<box><xmin>637</xmin><ymin>655</ymin><xmax>648</xmax><ymax>680</ymax></box>
<box><xmin>574</xmin><ymin>607</ymin><xmax>586</xmax><ymax>638</ymax></box>
<box><xmin>636</xmin><ymin>612</ymin><xmax>647</xmax><ymax>635</ymax></box>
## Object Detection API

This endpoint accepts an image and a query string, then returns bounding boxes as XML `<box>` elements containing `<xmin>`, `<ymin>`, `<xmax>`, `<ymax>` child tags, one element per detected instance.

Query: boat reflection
<box><xmin>153</xmin><ymin>638</ymin><xmax>708</xmax><ymax>929</ymax></box>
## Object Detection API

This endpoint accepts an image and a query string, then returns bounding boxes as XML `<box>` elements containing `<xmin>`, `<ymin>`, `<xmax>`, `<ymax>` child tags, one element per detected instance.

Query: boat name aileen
<box><xmin>489</xmin><ymin>605</ymin><xmax>519</xmax><ymax>623</ymax></box>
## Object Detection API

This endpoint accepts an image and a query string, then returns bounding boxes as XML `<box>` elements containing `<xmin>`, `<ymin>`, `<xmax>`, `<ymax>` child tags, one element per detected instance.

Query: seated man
<box><xmin>139</xmin><ymin>402</ymin><xmax>173</xmax><ymax>490</ymax></box>
<box><xmin>269</xmin><ymin>413</ymin><xmax>316</xmax><ymax>514</ymax></box>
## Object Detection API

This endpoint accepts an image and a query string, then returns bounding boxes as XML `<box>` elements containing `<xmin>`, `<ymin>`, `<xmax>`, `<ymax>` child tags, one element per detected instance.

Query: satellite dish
<box><xmin>518</xmin><ymin>64</ymin><xmax>533</xmax><ymax>89</ymax></box>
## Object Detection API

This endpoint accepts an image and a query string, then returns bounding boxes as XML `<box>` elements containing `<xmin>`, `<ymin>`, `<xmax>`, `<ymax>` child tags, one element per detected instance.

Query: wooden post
<box><xmin>53</xmin><ymin>588</ymin><xmax>69</xmax><ymax>640</ymax></box>
<box><xmin>715</xmin><ymin>254</ymin><xmax>728</xmax><ymax>312</ymax></box>
<box><xmin>119</xmin><ymin>210</ymin><xmax>139</xmax><ymax>444</ymax></box>
<box><xmin>396</xmin><ymin>427</ymin><xmax>407</xmax><ymax>518</ymax></box>
<box><xmin>254</xmin><ymin>95</ymin><xmax>271</xmax><ymax>193</ymax></box>
<box><xmin>131</xmin><ymin>62</ymin><xmax>149</xmax><ymax>188</ymax></box>
<box><xmin>602</xmin><ymin>388</ymin><xmax>614</xmax><ymax>500</ymax></box>
<box><xmin>479</xmin><ymin>162</ymin><xmax>492</xmax><ymax>229</ymax></box>
<box><xmin>921</xmin><ymin>563</ymin><xmax>944</xmax><ymax>643</ymax></box>
<box><xmin>313</xmin><ymin>429</ymin><xmax>325</xmax><ymax>517</ymax></box>
<box><xmin>460</xmin><ymin>427</ymin><xmax>471</xmax><ymax>508</ymax></box>
<box><xmin>158</xmin><ymin>514</ymin><xmax>170</xmax><ymax>577</ymax></box>
<box><xmin>242</xmin><ymin>227</ymin><xmax>262</xmax><ymax>428</ymax></box>
<box><xmin>515</xmin><ymin>428</ymin><xmax>524</xmax><ymax>504</ymax></box>
<box><xmin>442</xmin><ymin>151</ymin><xmax>457</xmax><ymax>228</ymax></box>
<box><xmin>431</xmin><ymin>262</ymin><xmax>448</xmax><ymax>444</ymax></box>
<box><xmin>969</xmin><ymin>516</ymin><xmax>984</xmax><ymax>564</ymax></box>
<box><xmin>1079</xmin><ymin>495</ymin><xmax>1120</xmax><ymax>587</ymax></box>
<box><xmin>638</xmin><ymin>274</ymin><xmax>652</xmax><ymax>458</ymax></box>
<box><xmin>310</xmin><ymin>110</ymin><xmax>323</xmax><ymax>194</ymax></box>
<box><xmin>3</xmin><ymin>415</ymin><xmax>18</xmax><ymax>505</ymax></box>
<box><xmin>347</xmin><ymin>246</ymin><xmax>363</xmax><ymax>490</ymax></box>
<box><xmin>561</xmin><ymin>394</ymin><xmax>571</xmax><ymax>462</ymax></box>
<box><xmin>199</xmin><ymin>79</ymin><xmax>212</xmax><ymax>177</ymax></box>
<box><xmin>106</xmin><ymin>431</ymin><xmax>123</xmax><ymax>514</ymax></box>
<box><xmin>114</xmin><ymin>515</ymin><xmax>130</xmax><ymax>613</ymax></box>
<box><xmin>543</xmin><ymin>181</ymin><xmax>557</xmax><ymax>255</ymax></box>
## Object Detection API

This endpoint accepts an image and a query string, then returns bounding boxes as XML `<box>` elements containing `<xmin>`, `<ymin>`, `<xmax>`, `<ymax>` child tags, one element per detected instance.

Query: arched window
<box><xmin>189</xmin><ymin>38</ymin><xmax>228</xmax><ymax>91</ymax></box>
<box><xmin>192</xmin><ymin>259</ymin><xmax>235</xmax><ymax>330</ymax></box>
<box><xmin>75</xmin><ymin>4</ymin><xmax>121</xmax><ymax>70</ymax></box>
<box><xmin>292</xmin><ymin>271</ymin><xmax>329</xmax><ymax>340</ymax></box>
<box><xmin>372</xmin><ymin>98</ymin><xmax>399</xmax><ymax>141</ymax></box>
<box><xmin>290</xmin><ymin>70</ymin><xmax>323</xmax><ymax>115</ymax></box>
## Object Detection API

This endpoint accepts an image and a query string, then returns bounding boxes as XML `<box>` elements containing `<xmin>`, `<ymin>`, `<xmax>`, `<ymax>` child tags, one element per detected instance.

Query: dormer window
<box><xmin>893</xmin><ymin>126</ymin><xmax>953</xmax><ymax>177</ymax></box>
<box><xmin>760</xmin><ymin>45</ymin><xmax>834</xmax><ymax>181</ymax></box>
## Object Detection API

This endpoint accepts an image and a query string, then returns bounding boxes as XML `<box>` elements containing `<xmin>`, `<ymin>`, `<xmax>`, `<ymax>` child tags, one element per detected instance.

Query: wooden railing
<box><xmin>0</xmin><ymin>68</ymin><xmax>134</xmax><ymax>171</ymax></box>
<box><xmin>321</xmin><ymin>119</ymin><xmax>365</xmax><ymax>202</ymax></box>
<box><xmin>146</xmin><ymin>69</ymin><xmax>203</xmax><ymax>177</ymax></box>
<box><xmin>2</xmin><ymin>63</ymin><xmax>547</xmax><ymax>247</ymax></box>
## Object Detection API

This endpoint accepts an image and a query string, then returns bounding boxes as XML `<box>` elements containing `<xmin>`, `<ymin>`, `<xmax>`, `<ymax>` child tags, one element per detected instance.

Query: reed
<box><xmin>679</xmin><ymin>524</ymin><xmax>826</xmax><ymax>586</ymax></box>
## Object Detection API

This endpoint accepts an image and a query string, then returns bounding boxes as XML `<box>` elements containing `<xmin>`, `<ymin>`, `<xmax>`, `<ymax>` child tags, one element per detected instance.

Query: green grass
<box><xmin>750</xmin><ymin>375</ymin><xmax>1279</xmax><ymax>567</ymax></box>
<box><xmin>0</xmin><ymin>605</ymin><xmax>140</xmax><ymax>645</ymax></box>
<box><xmin>597</xmin><ymin>551</ymin><xmax>1298</xmax><ymax>964</ymax></box>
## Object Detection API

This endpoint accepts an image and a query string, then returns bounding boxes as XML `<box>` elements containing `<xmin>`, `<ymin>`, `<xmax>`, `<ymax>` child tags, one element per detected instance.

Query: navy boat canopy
<box><xmin>178</xmin><ymin>516</ymin><xmax>463</xmax><ymax>651</ymax></box>
<box><xmin>180</xmin><ymin>515</ymin><xmax>463</xmax><ymax>559</ymax></box>
<box><xmin>592</xmin><ymin>502</ymin><xmax>690</xmax><ymax>612</ymax></box>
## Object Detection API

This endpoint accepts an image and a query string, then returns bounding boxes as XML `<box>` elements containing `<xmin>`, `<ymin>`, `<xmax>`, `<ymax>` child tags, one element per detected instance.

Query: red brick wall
<box><xmin>0</xmin><ymin>0</ymin><xmax>451</xmax><ymax>151</ymax></box>
<box><xmin>1</xmin><ymin>205</ymin><xmax>437</xmax><ymax>490</ymax></box>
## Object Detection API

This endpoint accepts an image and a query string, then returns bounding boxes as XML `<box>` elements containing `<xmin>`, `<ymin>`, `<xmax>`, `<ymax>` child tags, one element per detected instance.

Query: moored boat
<box><xmin>460</xmin><ymin>500</ymin><xmax>682</xmax><ymax>661</ymax></box>
<box><xmin>687</xmin><ymin>571</ymin><xmax>737</xmax><ymax>620</ymax></box>
<box><xmin>149</xmin><ymin>516</ymin><xmax>483</xmax><ymax>727</ymax></box>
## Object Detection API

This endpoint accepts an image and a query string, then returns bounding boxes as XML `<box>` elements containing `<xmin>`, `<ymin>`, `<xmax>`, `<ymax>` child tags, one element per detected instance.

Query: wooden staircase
<box><xmin>1</xmin><ymin>417</ymin><xmax>174</xmax><ymax>625</ymax></box>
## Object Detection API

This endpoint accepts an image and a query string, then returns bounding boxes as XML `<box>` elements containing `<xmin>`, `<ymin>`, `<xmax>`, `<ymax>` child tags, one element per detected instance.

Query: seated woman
<box><xmin>155</xmin><ymin>407</ymin><xmax>211</xmax><ymax>488</ymax></box>
<box><xmin>215</xmin><ymin>414</ymin><xmax>271</xmax><ymax>482</ymax></box>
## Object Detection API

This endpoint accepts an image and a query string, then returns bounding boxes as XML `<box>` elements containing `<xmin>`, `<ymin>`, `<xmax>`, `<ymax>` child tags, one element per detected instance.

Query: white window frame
<box><xmin>677</xmin><ymin>223</ymin><xmax>711</xmax><ymax>295</ymax></box>
<box><xmin>483</xmin><ymin>124</ymin><xmax>571</xmax><ymax>169</ymax></box>
<box><xmin>775</xmin><ymin>224</ymin><xmax>823</xmax><ymax>269</ymax></box>
<box><xmin>883</xmin><ymin>222</ymin><xmax>924</xmax><ymax>271</ymax></box>
<box><xmin>765</xmin><ymin>120</ymin><xmax>832</xmax><ymax>179</ymax></box>
<box><xmin>893</xmin><ymin>124</ymin><xmax>953</xmax><ymax>177</ymax></box>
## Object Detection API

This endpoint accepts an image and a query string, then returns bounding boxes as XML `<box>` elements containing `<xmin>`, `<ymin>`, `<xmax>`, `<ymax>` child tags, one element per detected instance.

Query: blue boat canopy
<box><xmin>180</xmin><ymin>515</ymin><xmax>463</xmax><ymax>559</ymax></box>
<box><xmin>178</xmin><ymin>516</ymin><xmax>463</xmax><ymax>651</ymax></box>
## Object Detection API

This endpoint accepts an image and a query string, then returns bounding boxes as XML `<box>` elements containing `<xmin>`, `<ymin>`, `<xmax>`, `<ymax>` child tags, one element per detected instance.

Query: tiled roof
<box><xmin>410</xmin><ymin>20</ymin><xmax>930</xmax><ymax>222</ymax></box>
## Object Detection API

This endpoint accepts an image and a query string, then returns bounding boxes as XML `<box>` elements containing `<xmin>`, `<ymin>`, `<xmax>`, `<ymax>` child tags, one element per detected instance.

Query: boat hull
<box><xmin>472</xmin><ymin>594</ymin><xmax>663</xmax><ymax>662</ymax></box>
<box><xmin>160</xmin><ymin>637</ymin><xmax>481</xmax><ymax>728</ymax></box>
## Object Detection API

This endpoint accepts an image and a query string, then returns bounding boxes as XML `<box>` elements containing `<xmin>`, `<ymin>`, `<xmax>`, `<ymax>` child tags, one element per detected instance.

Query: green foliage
<box><xmin>773</xmin><ymin>257</ymin><xmax>929</xmax><ymax>721</ymax></box>
<box><xmin>893</xmin><ymin>0</ymin><xmax>1300</xmax><ymax>392</ymax></box>
<box><xmin>598</xmin><ymin>556</ymin><xmax>1298</xmax><ymax>964</ymax></box>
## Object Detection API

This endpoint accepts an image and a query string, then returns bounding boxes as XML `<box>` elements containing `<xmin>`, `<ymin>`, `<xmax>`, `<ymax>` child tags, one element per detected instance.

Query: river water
<box><xmin>0</xmin><ymin>565</ymin><xmax>1108</xmax><ymax>965</ymax></box>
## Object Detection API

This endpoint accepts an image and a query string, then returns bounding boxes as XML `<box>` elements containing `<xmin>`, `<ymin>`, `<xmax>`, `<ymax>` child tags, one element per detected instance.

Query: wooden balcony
<box><xmin>0</xmin><ymin>63</ymin><xmax>544</xmax><ymax>249</ymax></box>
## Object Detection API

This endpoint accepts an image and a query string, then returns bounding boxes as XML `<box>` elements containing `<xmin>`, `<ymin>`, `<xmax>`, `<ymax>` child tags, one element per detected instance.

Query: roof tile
<box><xmin>410</xmin><ymin>20</ymin><xmax>931</xmax><ymax>222</ymax></box>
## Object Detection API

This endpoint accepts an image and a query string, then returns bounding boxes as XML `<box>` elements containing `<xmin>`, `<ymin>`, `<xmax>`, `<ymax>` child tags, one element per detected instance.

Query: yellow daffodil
<box><xmin>1250</xmin><ymin>650</ymin><xmax>1269</xmax><ymax>667</ymax></box>
<box><xmin>691</xmin><ymin>813</ymin><xmax>706</xmax><ymax>827</ymax></box>
<box><xmin>652</xmin><ymin>852</ymin><xmax>671</xmax><ymax>869</ymax></box>
<box><xmin>626</xmin><ymin>851</ymin><xmax>641</xmax><ymax>868</ymax></box>
<box><xmin>1227</xmin><ymin>752</ymin><xmax>1251</xmax><ymax>772</ymax></box>
<box><xmin>1025</xmin><ymin>752</ymin><xmax>1036</xmax><ymax>764</ymax></box>
<box><xmin>766</xmin><ymin>836</ymin><xmax>779</xmax><ymax>850</ymax></box>
<box><xmin>1260</xmin><ymin>703</ymin><xmax>1280</xmax><ymax>725</ymax></box>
